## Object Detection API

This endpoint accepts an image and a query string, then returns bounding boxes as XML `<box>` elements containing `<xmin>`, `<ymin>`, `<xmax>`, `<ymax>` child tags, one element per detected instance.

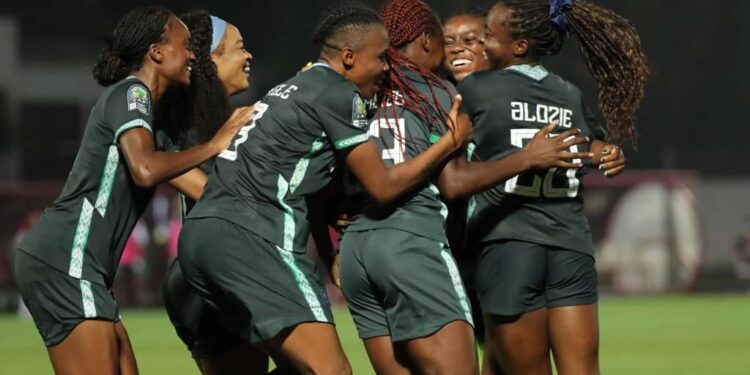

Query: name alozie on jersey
<box><xmin>458</xmin><ymin>64</ymin><xmax>606</xmax><ymax>255</ymax></box>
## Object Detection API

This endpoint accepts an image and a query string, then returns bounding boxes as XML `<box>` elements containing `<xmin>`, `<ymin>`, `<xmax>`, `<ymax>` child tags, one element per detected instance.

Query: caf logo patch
<box><xmin>351</xmin><ymin>95</ymin><xmax>368</xmax><ymax>128</ymax></box>
<box><xmin>127</xmin><ymin>84</ymin><xmax>150</xmax><ymax>115</ymax></box>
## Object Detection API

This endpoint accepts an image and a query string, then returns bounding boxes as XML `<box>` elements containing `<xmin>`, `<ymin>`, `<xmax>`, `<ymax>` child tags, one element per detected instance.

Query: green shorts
<box><xmin>475</xmin><ymin>240</ymin><xmax>598</xmax><ymax>316</ymax></box>
<box><xmin>178</xmin><ymin>217</ymin><xmax>334</xmax><ymax>344</ymax></box>
<box><xmin>15</xmin><ymin>251</ymin><xmax>120</xmax><ymax>347</ymax></box>
<box><xmin>339</xmin><ymin>229</ymin><xmax>473</xmax><ymax>342</ymax></box>
<box><xmin>162</xmin><ymin>259</ymin><xmax>244</xmax><ymax>359</ymax></box>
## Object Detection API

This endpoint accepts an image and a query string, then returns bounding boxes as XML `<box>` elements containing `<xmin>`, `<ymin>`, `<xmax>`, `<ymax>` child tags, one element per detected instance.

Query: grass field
<box><xmin>1</xmin><ymin>295</ymin><xmax>749</xmax><ymax>374</ymax></box>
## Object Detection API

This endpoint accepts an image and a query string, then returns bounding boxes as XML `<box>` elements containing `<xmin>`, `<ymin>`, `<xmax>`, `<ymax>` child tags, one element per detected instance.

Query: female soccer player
<box><xmin>443</xmin><ymin>7</ymin><xmax>491</xmax><ymax>83</ymax></box>
<box><xmin>458</xmin><ymin>1</ymin><xmax>647</xmax><ymax>374</ymax></box>
<box><xmin>157</xmin><ymin>10</ymin><xmax>271</xmax><ymax>375</ymax></box>
<box><xmin>441</xmin><ymin>5</ymin><xmax>492</xmax><ymax>350</ymax></box>
<box><xmin>177</xmin><ymin>4</ymin><xmax>471</xmax><ymax>374</ymax></box>
<box><xmin>14</xmin><ymin>7</ymin><xmax>253</xmax><ymax>374</ymax></box>
<box><xmin>338</xmin><ymin>1</ymin><xmax>592</xmax><ymax>374</ymax></box>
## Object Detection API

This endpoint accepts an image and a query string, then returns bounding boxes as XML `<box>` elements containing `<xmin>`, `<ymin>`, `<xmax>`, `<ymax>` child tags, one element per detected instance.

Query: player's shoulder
<box><xmin>103</xmin><ymin>77</ymin><xmax>152</xmax><ymax>116</ymax></box>
<box><xmin>544</xmin><ymin>71</ymin><xmax>582</xmax><ymax>97</ymax></box>
<box><xmin>457</xmin><ymin>69</ymin><xmax>517</xmax><ymax>99</ymax></box>
<box><xmin>308</xmin><ymin>67</ymin><xmax>361</xmax><ymax>106</ymax></box>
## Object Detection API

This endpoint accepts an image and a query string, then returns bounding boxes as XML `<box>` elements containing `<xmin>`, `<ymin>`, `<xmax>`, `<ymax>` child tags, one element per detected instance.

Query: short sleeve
<box><xmin>105</xmin><ymin>80</ymin><xmax>154</xmax><ymax>144</ymax></box>
<box><xmin>581</xmin><ymin>94</ymin><xmax>607</xmax><ymax>141</ymax></box>
<box><xmin>315</xmin><ymin>83</ymin><xmax>370</xmax><ymax>150</ymax></box>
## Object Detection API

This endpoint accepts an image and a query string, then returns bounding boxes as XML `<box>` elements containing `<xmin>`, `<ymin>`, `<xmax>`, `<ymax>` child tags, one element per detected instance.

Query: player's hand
<box><xmin>329</xmin><ymin>254</ymin><xmax>341</xmax><ymax>288</ymax></box>
<box><xmin>210</xmin><ymin>105</ymin><xmax>256</xmax><ymax>153</ymax></box>
<box><xmin>334</xmin><ymin>213</ymin><xmax>350</xmax><ymax>230</ymax></box>
<box><xmin>444</xmin><ymin>95</ymin><xmax>473</xmax><ymax>151</ymax></box>
<box><xmin>597</xmin><ymin>144</ymin><xmax>625</xmax><ymax>178</ymax></box>
<box><xmin>523</xmin><ymin>121</ymin><xmax>593</xmax><ymax>170</ymax></box>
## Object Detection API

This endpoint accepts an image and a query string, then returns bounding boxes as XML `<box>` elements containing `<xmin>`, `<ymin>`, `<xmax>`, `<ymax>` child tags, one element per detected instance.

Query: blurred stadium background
<box><xmin>0</xmin><ymin>0</ymin><xmax>749</xmax><ymax>373</ymax></box>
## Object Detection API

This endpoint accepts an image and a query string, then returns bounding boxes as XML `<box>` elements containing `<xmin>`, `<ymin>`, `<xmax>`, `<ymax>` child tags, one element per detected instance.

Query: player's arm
<box><xmin>343</xmin><ymin>96</ymin><xmax>471</xmax><ymax>205</ymax></box>
<box><xmin>167</xmin><ymin>168</ymin><xmax>207</xmax><ymax>201</ymax></box>
<box><xmin>119</xmin><ymin>107</ymin><xmax>254</xmax><ymax>188</ymax></box>
<box><xmin>437</xmin><ymin>121</ymin><xmax>592</xmax><ymax>200</ymax></box>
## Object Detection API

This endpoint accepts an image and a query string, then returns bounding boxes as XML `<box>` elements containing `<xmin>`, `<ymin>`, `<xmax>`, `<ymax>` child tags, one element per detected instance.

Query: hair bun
<box><xmin>92</xmin><ymin>44</ymin><xmax>125</xmax><ymax>86</ymax></box>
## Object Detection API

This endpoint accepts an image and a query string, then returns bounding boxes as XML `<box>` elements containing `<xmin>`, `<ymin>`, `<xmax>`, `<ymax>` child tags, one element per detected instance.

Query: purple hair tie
<box><xmin>549</xmin><ymin>0</ymin><xmax>573</xmax><ymax>37</ymax></box>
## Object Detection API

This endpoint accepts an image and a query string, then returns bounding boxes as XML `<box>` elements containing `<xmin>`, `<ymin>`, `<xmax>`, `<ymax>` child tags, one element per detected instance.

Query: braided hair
<box><xmin>380</xmin><ymin>0</ymin><xmax>452</xmax><ymax>129</ymax></box>
<box><xmin>156</xmin><ymin>10</ymin><xmax>231</xmax><ymax>150</ymax></box>
<box><xmin>312</xmin><ymin>2</ymin><xmax>383</xmax><ymax>55</ymax></box>
<box><xmin>92</xmin><ymin>6</ymin><xmax>173</xmax><ymax>86</ymax></box>
<box><xmin>495</xmin><ymin>0</ymin><xmax>648</xmax><ymax>146</ymax></box>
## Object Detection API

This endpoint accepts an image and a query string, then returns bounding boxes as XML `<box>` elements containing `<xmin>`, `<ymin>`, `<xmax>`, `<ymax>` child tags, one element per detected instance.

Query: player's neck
<box><xmin>499</xmin><ymin>57</ymin><xmax>538</xmax><ymax>70</ymax></box>
<box><xmin>131</xmin><ymin>68</ymin><xmax>166</xmax><ymax>102</ymax></box>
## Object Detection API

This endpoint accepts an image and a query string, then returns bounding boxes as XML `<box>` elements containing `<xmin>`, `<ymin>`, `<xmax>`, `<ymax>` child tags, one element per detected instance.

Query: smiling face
<box><xmin>484</xmin><ymin>4</ymin><xmax>527</xmax><ymax>69</ymax></box>
<box><xmin>159</xmin><ymin>16</ymin><xmax>195</xmax><ymax>86</ymax></box>
<box><xmin>443</xmin><ymin>14</ymin><xmax>491</xmax><ymax>81</ymax></box>
<box><xmin>212</xmin><ymin>24</ymin><xmax>253</xmax><ymax>95</ymax></box>
<box><xmin>346</xmin><ymin>25</ymin><xmax>390</xmax><ymax>99</ymax></box>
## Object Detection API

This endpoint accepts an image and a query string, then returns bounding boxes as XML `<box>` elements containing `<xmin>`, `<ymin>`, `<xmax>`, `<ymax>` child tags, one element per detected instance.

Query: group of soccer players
<box><xmin>14</xmin><ymin>0</ymin><xmax>647</xmax><ymax>374</ymax></box>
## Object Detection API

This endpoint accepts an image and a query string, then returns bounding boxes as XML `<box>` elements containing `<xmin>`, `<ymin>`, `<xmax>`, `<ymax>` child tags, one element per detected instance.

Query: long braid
<box><xmin>155</xmin><ymin>10</ymin><xmax>231</xmax><ymax>150</ymax></box>
<box><xmin>380</xmin><ymin>0</ymin><xmax>451</xmax><ymax>129</ymax></box>
<box><xmin>567</xmin><ymin>0</ymin><xmax>647</xmax><ymax>146</ymax></box>
<box><xmin>497</xmin><ymin>0</ymin><xmax>647</xmax><ymax>146</ymax></box>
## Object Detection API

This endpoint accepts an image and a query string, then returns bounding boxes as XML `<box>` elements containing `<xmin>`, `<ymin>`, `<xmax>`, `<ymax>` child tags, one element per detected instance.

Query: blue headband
<box><xmin>210</xmin><ymin>15</ymin><xmax>227</xmax><ymax>53</ymax></box>
<box><xmin>549</xmin><ymin>0</ymin><xmax>573</xmax><ymax>37</ymax></box>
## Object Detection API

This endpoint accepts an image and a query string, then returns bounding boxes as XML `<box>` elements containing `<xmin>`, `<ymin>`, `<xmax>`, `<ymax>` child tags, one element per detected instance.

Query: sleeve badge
<box><xmin>127</xmin><ymin>84</ymin><xmax>151</xmax><ymax>115</ymax></box>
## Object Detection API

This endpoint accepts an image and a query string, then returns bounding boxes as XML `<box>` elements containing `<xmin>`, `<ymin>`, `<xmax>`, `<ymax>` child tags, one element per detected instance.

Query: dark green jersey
<box><xmin>343</xmin><ymin>69</ymin><xmax>455</xmax><ymax>243</ymax></box>
<box><xmin>20</xmin><ymin>77</ymin><xmax>165</xmax><ymax>286</ymax></box>
<box><xmin>458</xmin><ymin>64</ymin><xmax>606</xmax><ymax>255</ymax></box>
<box><xmin>153</xmin><ymin>127</ymin><xmax>209</xmax><ymax>218</ymax></box>
<box><xmin>187</xmin><ymin>64</ymin><xmax>371</xmax><ymax>253</ymax></box>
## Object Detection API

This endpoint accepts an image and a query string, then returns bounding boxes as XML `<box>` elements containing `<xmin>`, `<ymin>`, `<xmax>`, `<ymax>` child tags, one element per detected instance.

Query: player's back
<box><xmin>189</xmin><ymin>64</ymin><xmax>371</xmax><ymax>252</ymax></box>
<box><xmin>459</xmin><ymin>65</ymin><xmax>605</xmax><ymax>254</ymax></box>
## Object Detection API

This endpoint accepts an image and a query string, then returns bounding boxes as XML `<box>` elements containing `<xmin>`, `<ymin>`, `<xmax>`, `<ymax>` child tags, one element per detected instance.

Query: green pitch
<box><xmin>1</xmin><ymin>295</ymin><xmax>749</xmax><ymax>374</ymax></box>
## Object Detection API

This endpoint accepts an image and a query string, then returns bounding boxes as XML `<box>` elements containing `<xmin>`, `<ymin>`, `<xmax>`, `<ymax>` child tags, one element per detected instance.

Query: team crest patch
<box><xmin>351</xmin><ymin>95</ymin><xmax>368</xmax><ymax>128</ymax></box>
<box><xmin>127</xmin><ymin>84</ymin><xmax>150</xmax><ymax>115</ymax></box>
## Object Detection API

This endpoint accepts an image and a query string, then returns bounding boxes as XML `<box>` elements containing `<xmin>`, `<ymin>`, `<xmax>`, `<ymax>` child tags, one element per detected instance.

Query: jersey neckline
<box><xmin>504</xmin><ymin>64</ymin><xmax>550</xmax><ymax>81</ymax></box>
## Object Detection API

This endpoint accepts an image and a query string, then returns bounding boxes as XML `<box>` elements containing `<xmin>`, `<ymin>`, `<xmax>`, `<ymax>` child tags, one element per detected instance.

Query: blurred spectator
<box><xmin>113</xmin><ymin>220</ymin><xmax>149</xmax><ymax>307</ymax></box>
<box><xmin>733</xmin><ymin>217</ymin><xmax>750</xmax><ymax>289</ymax></box>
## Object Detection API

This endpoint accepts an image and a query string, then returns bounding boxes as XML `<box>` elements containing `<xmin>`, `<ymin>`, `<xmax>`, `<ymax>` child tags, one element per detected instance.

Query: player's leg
<box><xmin>400</xmin><ymin>320</ymin><xmax>478</xmax><ymax>375</ymax></box>
<box><xmin>477</xmin><ymin>240</ymin><xmax>551</xmax><ymax>375</ymax></box>
<box><xmin>546</xmin><ymin>249</ymin><xmax>600</xmax><ymax>375</ymax></box>
<box><xmin>362</xmin><ymin>336</ymin><xmax>411</xmax><ymax>375</ymax></box>
<box><xmin>339</xmin><ymin>230</ymin><xmax>410</xmax><ymax>374</ymax></box>
<box><xmin>356</xmin><ymin>230</ymin><xmax>477</xmax><ymax>374</ymax></box>
<box><xmin>179</xmin><ymin>217</ymin><xmax>345</xmax><ymax>374</ymax></box>
<box><xmin>485</xmin><ymin>310</ymin><xmax>551</xmax><ymax>375</ymax></box>
<box><xmin>197</xmin><ymin>342</ymin><xmax>269</xmax><ymax>375</ymax></box>
<box><xmin>265</xmin><ymin>322</ymin><xmax>351</xmax><ymax>375</ymax></box>
<box><xmin>16</xmin><ymin>251</ymin><xmax>127</xmax><ymax>375</ymax></box>
<box><xmin>115</xmin><ymin>321</ymin><xmax>138</xmax><ymax>375</ymax></box>
<box><xmin>162</xmin><ymin>258</ymin><xmax>267</xmax><ymax>375</ymax></box>
<box><xmin>47</xmin><ymin>320</ymin><xmax>119</xmax><ymax>375</ymax></box>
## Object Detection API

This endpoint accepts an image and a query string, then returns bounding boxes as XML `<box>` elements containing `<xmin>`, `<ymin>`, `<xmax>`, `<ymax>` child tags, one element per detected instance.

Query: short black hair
<box><xmin>447</xmin><ymin>5</ymin><xmax>487</xmax><ymax>19</ymax></box>
<box><xmin>312</xmin><ymin>2</ymin><xmax>383</xmax><ymax>54</ymax></box>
